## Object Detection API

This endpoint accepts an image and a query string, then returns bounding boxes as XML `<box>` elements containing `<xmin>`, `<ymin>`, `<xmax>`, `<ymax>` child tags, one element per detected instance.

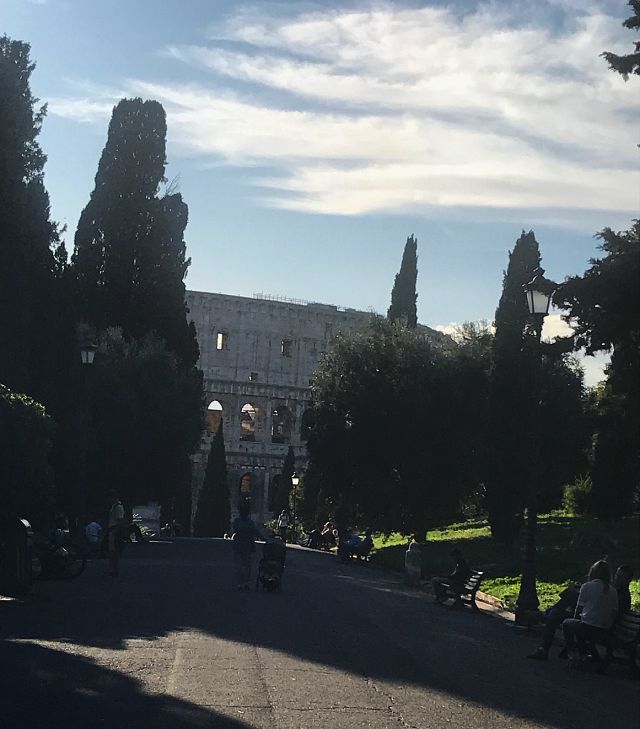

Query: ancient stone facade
<box><xmin>186</xmin><ymin>290</ymin><xmax>444</xmax><ymax>526</ymax></box>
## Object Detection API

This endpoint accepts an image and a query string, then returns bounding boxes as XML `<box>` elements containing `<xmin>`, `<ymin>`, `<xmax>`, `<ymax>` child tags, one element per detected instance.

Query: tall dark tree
<box><xmin>486</xmin><ymin>231</ymin><xmax>541</xmax><ymax>545</ymax></box>
<box><xmin>555</xmin><ymin>222</ymin><xmax>640</xmax><ymax>519</ymax></box>
<box><xmin>72</xmin><ymin>98</ymin><xmax>199</xmax><ymax>367</ymax></box>
<box><xmin>387</xmin><ymin>235</ymin><xmax>418</xmax><ymax>328</ymax></box>
<box><xmin>70</xmin><ymin>98</ymin><xmax>203</xmax><ymax>516</ymax></box>
<box><xmin>194</xmin><ymin>420</ymin><xmax>230</xmax><ymax>537</ymax></box>
<box><xmin>0</xmin><ymin>37</ymin><xmax>68</xmax><ymax>402</ymax></box>
<box><xmin>268</xmin><ymin>447</ymin><xmax>296</xmax><ymax>515</ymax></box>
<box><xmin>601</xmin><ymin>1</ymin><xmax>640</xmax><ymax>79</ymax></box>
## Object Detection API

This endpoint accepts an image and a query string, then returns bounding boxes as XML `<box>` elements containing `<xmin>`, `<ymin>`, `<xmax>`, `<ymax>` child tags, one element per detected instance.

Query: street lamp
<box><xmin>515</xmin><ymin>267</ymin><xmax>556</xmax><ymax>623</ymax></box>
<box><xmin>77</xmin><ymin>342</ymin><xmax>97</xmax><ymax>525</ymax></box>
<box><xmin>80</xmin><ymin>343</ymin><xmax>97</xmax><ymax>366</ymax></box>
<box><xmin>291</xmin><ymin>472</ymin><xmax>300</xmax><ymax>536</ymax></box>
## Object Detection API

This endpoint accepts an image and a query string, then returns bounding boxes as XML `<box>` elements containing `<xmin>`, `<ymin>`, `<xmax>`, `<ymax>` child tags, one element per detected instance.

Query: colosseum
<box><xmin>187</xmin><ymin>290</ymin><xmax>445</xmax><ymax>524</ymax></box>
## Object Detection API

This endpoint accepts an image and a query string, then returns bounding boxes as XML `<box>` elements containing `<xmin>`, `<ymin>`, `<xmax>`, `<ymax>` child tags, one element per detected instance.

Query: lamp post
<box><xmin>291</xmin><ymin>472</ymin><xmax>300</xmax><ymax>536</ymax></box>
<box><xmin>77</xmin><ymin>342</ymin><xmax>97</xmax><ymax>524</ymax></box>
<box><xmin>515</xmin><ymin>268</ymin><xmax>556</xmax><ymax>623</ymax></box>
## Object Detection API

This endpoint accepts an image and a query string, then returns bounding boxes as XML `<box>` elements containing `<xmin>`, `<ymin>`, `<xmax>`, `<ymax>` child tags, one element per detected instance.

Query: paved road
<box><xmin>0</xmin><ymin>539</ymin><xmax>638</xmax><ymax>728</ymax></box>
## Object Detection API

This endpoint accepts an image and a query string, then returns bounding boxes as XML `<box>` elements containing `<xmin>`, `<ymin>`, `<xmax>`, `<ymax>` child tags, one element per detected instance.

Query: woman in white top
<box><xmin>562</xmin><ymin>560</ymin><xmax>618</xmax><ymax>668</ymax></box>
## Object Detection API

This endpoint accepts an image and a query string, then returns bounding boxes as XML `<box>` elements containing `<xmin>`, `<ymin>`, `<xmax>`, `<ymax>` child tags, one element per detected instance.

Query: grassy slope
<box><xmin>370</xmin><ymin>513</ymin><xmax>640</xmax><ymax>611</ymax></box>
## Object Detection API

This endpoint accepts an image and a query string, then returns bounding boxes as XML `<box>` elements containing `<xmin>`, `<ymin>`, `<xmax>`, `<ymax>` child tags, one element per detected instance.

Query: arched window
<box><xmin>240</xmin><ymin>403</ymin><xmax>258</xmax><ymax>441</ymax></box>
<box><xmin>271</xmin><ymin>405</ymin><xmax>292</xmax><ymax>444</ymax></box>
<box><xmin>207</xmin><ymin>400</ymin><xmax>223</xmax><ymax>433</ymax></box>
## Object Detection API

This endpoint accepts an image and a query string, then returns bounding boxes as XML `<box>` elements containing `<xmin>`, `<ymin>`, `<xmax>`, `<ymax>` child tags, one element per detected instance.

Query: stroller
<box><xmin>256</xmin><ymin>539</ymin><xmax>286</xmax><ymax>592</ymax></box>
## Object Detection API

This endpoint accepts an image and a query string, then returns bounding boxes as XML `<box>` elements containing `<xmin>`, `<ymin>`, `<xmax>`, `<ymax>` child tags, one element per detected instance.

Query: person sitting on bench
<box><xmin>351</xmin><ymin>530</ymin><xmax>373</xmax><ymax>560</ymax></box>
<box><xmin>432</xmin><ymin>548</ymin><xmax>471</xmax><ymax>603</ymax></box>
<box><xmin>562</xmin><ymin>560</ymin><xmax>619</xmax><ymax>669</ymax></box>
<box><xmin>528</xmin><ymin>582</ymin><xmax>581</xmax><ymax>660</ymax></box>
<box><xmin>321</xmin><ymin>522</ymin><xmax>336</xmax><ymax>549</ymax></box>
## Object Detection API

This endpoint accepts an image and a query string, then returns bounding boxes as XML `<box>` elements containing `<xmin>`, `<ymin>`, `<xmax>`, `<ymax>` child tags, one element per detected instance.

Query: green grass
<box><xmin>370</xmin><ymin>513</ymin><xmax>640</xmax><ymax>611</ymax></box>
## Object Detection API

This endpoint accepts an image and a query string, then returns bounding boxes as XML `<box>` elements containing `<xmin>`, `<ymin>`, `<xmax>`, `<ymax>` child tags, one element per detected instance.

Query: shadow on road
<box><xmin>0</xmin><ymin>640</ymin><xmax>262</xmax><ymax>729</ymax></box>
<box><xmin>1</xmin><ymin>539</ymin><xmax>637</xmax><ymax>729</ymax></box>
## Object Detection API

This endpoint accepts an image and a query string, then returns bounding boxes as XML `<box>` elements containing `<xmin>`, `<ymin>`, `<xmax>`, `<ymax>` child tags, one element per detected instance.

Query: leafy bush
<box><xmin>562</xmin><ymin>474</ymin><xmax>593</xmax><ymax>516</ymax></box>
<box><xmin>0</xmin><ymin>384</ymin><xmax>55</xmax><ymax>520</ymax></box>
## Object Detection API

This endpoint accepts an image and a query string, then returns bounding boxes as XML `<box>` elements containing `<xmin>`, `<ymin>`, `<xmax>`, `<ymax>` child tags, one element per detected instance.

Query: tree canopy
<box><xmin>72</xmin><ymin>98</ymin><xmax>199</xmax><ymax>368</ymax></box>
<box><xmin>0</xmin><ymin>36</ymin><xmax>68</xmax><ymax>404</ymax></box>
<box><xmin>307</xmin><ymin>317</ymin><xmax>488</xmax><ymax>538</ymax></box>
<box><xmin>555</xmin><ymin>222</ymin><xmax>640</xmax><ymax>520</ymax></box>
<box><xmin>601</xmin><ymin>1</ymin><xmax>640</xmax><ymax>79</ymax></box>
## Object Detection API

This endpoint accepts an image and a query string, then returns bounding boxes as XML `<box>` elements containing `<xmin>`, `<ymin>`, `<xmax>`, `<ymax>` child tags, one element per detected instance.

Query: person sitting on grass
<box><xmin>614</xmin><ymin>564</ymin><xmax>634</xmax><ymax>616</ymax></box>
<box><xmin>562</xmin><ymin>560</ymin><xmax>618</xmax><ymax>669</ymax></box>
<box><xmin>431</xmin><ymin>548</ymin><xmax>471</xmax><ymax>603</ymax></box>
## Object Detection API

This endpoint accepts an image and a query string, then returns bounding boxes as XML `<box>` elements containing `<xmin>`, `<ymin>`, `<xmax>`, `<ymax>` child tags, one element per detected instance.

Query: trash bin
<box><xmin>0</xmin><ymin>517</ymin><xmax>35</xmax><ymax>596</ymax></box>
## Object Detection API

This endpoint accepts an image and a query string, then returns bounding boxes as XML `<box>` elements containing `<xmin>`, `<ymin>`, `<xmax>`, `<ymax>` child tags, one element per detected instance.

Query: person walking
<box><xmin>277</xmin><ymin>509</ymin><xmax>289</xmax><ymax>544</ymax></box>
<box><xmin>231</xmin><ymin>503</ymin><xmax>261</xmax><ymax>590</ymax></box>
<box><xmin>107</xmin><ymin>491</ymin><xmax>126</xmax><ymax>577</ymax></box>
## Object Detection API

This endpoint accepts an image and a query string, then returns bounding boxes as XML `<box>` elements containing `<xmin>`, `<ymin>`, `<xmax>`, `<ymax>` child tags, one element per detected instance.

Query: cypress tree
<box><xmin>71</xmin><ymin>98</ymin><xmax>203</xmax><ymax>516</ymax></box>
<box><xmin>387</xmin><ymin>235</ymin><xmax>418</xmax><ymax>328</ymax></box>
<box><xmin>278</xmin><ymin>446</ymin><xmax>296</xmax><ymax>515</ymax></box>
<box><xmin>0</xmin><ymin>37</ymin><xmax>67</xmax><ymax>401</ymax></box>
<box><xmin>72</xmin><ymin>98</ymin><xmax>198</xmax><ymax>367</ymax></box>
<box><xmin>486</xmin><ymin>231</ymin><xmax>541</xmax><ymax>545</ymax></box>
<box><xmin>194</xmin><ymin>420</ymin><xmax>230</xmax><ymax>537</ymax></box>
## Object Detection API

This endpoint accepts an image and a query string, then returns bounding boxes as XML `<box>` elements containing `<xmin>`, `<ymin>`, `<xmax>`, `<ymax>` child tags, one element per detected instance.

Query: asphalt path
<box><xmin>0</xmin><ymin>539</ymin><xmax>638</xmax><ymax>729</ymax></box>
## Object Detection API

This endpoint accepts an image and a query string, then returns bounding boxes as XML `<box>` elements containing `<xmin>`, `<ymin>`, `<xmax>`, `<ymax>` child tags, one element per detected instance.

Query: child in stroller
<box><xmin>256</xmin><ymin>537</ymin><xmax>286</xmax><ymax>592</ymax></box>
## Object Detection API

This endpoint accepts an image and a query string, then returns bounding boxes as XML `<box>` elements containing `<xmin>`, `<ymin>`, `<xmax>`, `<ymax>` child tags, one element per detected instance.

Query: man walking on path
<box><xmin>107</xmin><ymin>491</ymin><xmax>126</xmax><ymax>577</ymax></box>
<box><xmin>231</xmin><ymin>503</ymin><xmax>261</xmax><ymax>590</ymax></box>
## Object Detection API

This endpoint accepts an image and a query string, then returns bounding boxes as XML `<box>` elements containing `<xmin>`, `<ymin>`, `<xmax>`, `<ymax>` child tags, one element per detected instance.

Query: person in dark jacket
<box><xmin>432</xmin><ymin>548</ymin><xmax>471</xmax><ymax>602</ymax></box>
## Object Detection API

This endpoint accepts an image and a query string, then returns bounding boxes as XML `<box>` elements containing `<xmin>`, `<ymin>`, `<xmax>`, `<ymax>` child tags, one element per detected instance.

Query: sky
<box><xmin>4</xmin><ymin>0</ymin><xmax>638</xmax><ymax>384</ymax></box>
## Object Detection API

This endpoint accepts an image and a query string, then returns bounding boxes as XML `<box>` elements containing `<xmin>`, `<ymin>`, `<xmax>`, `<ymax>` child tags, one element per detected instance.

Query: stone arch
<box><xmin>240</xmin><ymin>402</ymin><xmax>259</xmax><ymax>441</ymax></box>
<box><xmin>271</xmin><ymin>405</ymin><xmax>292</xmax><ymax>444</ymax></box>
<box><xmin>207</xmin><ymin>399</ymin><xmax>224</xmax><ymax>433</ymax></box>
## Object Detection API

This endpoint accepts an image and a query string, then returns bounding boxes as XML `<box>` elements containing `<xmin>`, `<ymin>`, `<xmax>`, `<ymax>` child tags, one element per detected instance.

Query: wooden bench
<box><xmin>594</xmin><ymin>610</ymin><xmax>640</xmax><ymax>674</ymax></box>
<box><xmin>444</xmin><ymin>570</ymin><xmax>484</xmax><ymax>612</ymax></box>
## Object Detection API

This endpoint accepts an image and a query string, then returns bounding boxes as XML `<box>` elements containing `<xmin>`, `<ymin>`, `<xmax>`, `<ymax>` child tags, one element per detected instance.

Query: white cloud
<box><xmin>48</xmin><ymin>2</ymin><xmax>639</xmax><ymax>220</ymax></box>
<box><xmin>541</xmin><ymin>312</ymin><xmax>574</xmax><ymax>341</ymax></box>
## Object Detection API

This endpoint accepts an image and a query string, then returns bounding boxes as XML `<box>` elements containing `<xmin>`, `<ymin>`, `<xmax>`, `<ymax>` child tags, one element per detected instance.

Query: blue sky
<box><xmin>4</xmin><ymin>0</ymin><xmax>638</xmax><ymax>382</ymax></box>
